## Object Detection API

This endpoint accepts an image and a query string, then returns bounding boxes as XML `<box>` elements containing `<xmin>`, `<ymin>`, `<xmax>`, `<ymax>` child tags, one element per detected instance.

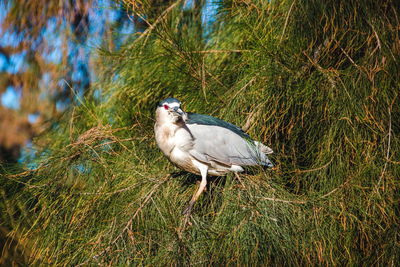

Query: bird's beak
<box><xmin>172</xmin><ymin>107</ymin><xmax>185</xmax><ymax>116</ymax></box>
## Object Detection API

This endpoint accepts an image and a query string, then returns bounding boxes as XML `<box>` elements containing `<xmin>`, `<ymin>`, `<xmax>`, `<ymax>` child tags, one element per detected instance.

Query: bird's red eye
<box><xmin>163</xmin><ymin>104</ymin><xmax>169</xmax><ymax>110</ymax></box>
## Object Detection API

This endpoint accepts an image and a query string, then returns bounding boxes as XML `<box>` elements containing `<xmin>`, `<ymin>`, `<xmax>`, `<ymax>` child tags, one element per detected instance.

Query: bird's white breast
<box><xmin>155</xmin><ymin>123</ymin><xmax>193</xmax><ymax>157</ymax></box>
<box><xmin>155</xmin><ymin>122</ymin><xmax>199</xmax><ymax>174</ymax></box>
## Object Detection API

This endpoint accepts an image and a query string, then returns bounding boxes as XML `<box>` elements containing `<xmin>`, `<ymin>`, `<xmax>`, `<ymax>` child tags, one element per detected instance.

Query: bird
<box><xmin>154</xmin><ymin>97</ymin><xmax>273</xmax><ymax>215</ymax></box>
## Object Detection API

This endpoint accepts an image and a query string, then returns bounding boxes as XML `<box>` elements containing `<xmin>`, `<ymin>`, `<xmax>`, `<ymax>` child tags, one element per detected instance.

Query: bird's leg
<box><xmin>183</xmin><ymin>162</ymin><xmax>208</xmax><ymax>215</ymax></box>
<box><xmin>234</xmin><ymin>172</ymin><xmax>246</xmax><ymax>188</ymax></box>
<box><xmin>196</xmin><ymin>180</ymin><xmax>206</xmax><ymax>192</ymax></box>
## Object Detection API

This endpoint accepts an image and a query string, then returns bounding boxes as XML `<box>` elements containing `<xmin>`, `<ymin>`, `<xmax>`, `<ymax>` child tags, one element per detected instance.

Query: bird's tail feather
<box><xmin>252</xmin><ymin>141</ymin><xmax>274</xmax><ymax>167</ymax></box>
<box><xmin>254</xmin><ymin>141</ymin><xmax>273</xmax><ymax>154</ymax></box>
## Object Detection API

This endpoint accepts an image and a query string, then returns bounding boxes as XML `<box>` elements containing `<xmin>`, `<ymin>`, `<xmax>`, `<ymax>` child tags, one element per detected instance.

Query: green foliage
<box><xmin>1</xmin><ymin>0</ymin><xmax>399</xmax><ymax>265</ymax></box>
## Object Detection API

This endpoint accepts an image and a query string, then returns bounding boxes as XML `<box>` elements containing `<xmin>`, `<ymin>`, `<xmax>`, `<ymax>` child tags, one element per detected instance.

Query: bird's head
<box><xmin>156</xmin><ymin>98</ymin><xmax>187</xmax><ymax>123</ymax></box>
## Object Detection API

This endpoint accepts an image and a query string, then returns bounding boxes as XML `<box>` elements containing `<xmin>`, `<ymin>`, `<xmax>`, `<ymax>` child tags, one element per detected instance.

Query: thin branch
<box><xmin>135</xmin><ymin>0</ymin><xmax>182</xmax><ymax>44</ymax></box>
<box><xmin>291</xmin><ymin>159</ymin><xmax>333</xmax><ymax>174</ymax></box>
<box><xmin>231</xmin><ymin>77</ymin><xmax>256</xmax><ymax>102</ymax></box>
<box><xmin>183</xmin><ymin>49</ymin><xmax>251</xmax><ymax>54</ymax></box>
<box><xmin>261</xmin><ymin>196</ymin><xmax>306</xmax><ymax>204</ymax></box>
<box><xmin>375</xmin><ymin>105</ymin><xmax>393</xmax><ymax>194</ymax></box>
<box><xmin>280</xmin><ymin>0</ymin><xmax>296</xmax><ymax>43</ymax></box>
<box><xmin>201</xmin><ymin>56</ymin><xmax>207</xmax><ymax>101</ymax></box>
<box><xmin>320</xmin><ymin>180</ymin><xmax>349</xmax><ymax>199</ymax></box>
<box><xmin>78</xmin><ymin>182</ymin><xmax>138</xmax><ymax>195</ymax></box>
<box><xmin>338</xmin><ymin>46</ymin><xmax>362</xmax><ymax>70</ymax></box>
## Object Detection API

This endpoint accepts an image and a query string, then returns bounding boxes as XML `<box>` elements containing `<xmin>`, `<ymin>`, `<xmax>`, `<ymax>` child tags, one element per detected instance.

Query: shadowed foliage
<box><xmin>1</xmin><ymin>0</ymin><xmax>399</xmax><ymax>265</ymax></box>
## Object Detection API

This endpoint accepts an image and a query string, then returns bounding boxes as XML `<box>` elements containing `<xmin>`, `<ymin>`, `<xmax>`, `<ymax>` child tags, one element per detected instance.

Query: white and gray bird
<box><xmin>154</xmin><ymin>98</ymin><xmax>273</xmax><ymax>214</ymax></box>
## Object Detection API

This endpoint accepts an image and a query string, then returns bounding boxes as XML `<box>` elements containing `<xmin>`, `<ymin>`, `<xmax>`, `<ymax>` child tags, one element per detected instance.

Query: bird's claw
<box><xmin>182</xmin><ymin>202</ymin><xmax>194</xmax><ymax>215</ymax></box>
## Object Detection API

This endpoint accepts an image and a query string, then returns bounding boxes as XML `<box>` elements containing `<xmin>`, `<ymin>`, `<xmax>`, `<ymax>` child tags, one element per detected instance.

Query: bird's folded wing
<box><xmin>186</xmin><ymin>112</ymin><xmax>250</xmax><ymax>139</ymax></box>
<box><xmin>186</xmin><ymin>124</ymin><xmax>261</xmax><ymax>166</ymax></box>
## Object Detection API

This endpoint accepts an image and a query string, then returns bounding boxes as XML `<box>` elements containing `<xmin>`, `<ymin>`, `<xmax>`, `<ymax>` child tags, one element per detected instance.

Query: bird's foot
<box><xmin>182</xmin><ymin>201</ymin><xmax>194</xmax><ymax>216</ymax></box>
<box><xmin>179</xmin><ymin>205</ymin><xmax>193</xmax><ymax>234</ymax></box>
<box><xmin>234</xmin><ymin>172</ymin><xmax>246</xmax><ymax>188</ymax></box>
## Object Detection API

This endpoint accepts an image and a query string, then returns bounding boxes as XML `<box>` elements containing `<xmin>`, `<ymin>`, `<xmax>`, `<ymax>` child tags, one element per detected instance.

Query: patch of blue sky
<box><xmin>87</xmin><ymin>0</ymin><xmax>116</xmax><ymax>46</ymax></box>
<box><xmin>38</xmin><ymin>73</ymin><xmax>52</xmax><ymax>104</ymax></box>
<box><xmin>96</xmin><ymin>0</ymin><xmax>115</xmax><ymax>13</ymax></box>
<box><xmin>39</xmin><ymin>73</ymin><xmax>52</xmax><ymax>93</ymax></box>
<box><xmin>1</xmin><ymin>86</ymin><xmax>21</xmax><ymax>110</ymax></box>
<box><xmin>28</xmin><ymin>113</ymin><xmax>40</xmax><ymax>123</ymax></box>
<box><xmin>87</xmin><ymin>15</ymin><xmax>105</xmax><ymax>47</ymax></box>
<box><xmin>56</xmin><ymin>99</ymin><xmax>70</xmax><ymax>112</ymax></box>
<box><xmin>72</xmin><ymin>63</ymin><xmax>87</xmax><ymax>82</ymax></box>
<box><xmin>9</xmin><ymin>51</ymin><xmax>26</xmax><ymax>73</ymax></box>
<box><xmin>70</xmin><ymin>61</ymin><xmax>90</xmax><ymax>101</ymax></box>
<box><xmin>18</xmin><ymin>141</ymin><xmax>38</xmax><ymax>169</ymax></box>
<box><xmin>93</xmin><ymin>1</ymin><xmax>135</xmax><ymax>49</ymax></box>
<box><xmin>87</xmin><ymin>29</ymin><xmax>103</xmax><ymax>48</ymax></box>
<box><xmin>202</xmin><ymin>0</ymin><xmax>219</xmax><ymax>39</ymax></box>
<box><xmin>93</xmin><ymin>89</ymin><xmax>102</xmax><ymax>100</ymax></box>
<box><xmin>0</xmin><ymin>51</ymin><xmax>27</xmax><ymax>74</ymax></box>
<box><xmin>73</xmin><ymin>163</ymin><xmax>91</xmax><ymax>174</ymax></box>
<box><xmin>67</xmin><ymin>39</ymin><xmax>79</xmax><ymax>60</ymax></box>
<box><xmin>41</xmin><ymin>18</ymin><xmax>63</xmax><ymax>64</ymax></box>
<box><xmin>112</xmin><ymin>73</ymin><xmax>120</xmax><ymax>82</ymax></box>
<box><xmin>115</xmin><ymin>21</ymin><xmax>136</xmax><ymax>48</ymax></box>
<box><xmin>0</xmin><ymin>55</ymin><xmax>7</xmax><ymax>71</ymax></box>
<box><xmin>120</xmin><ymin>21</ymin><xmax>135</xmax><ymax>36</ymax></box>
<box><xmin>0</xmin><ymin>1</ymin><xmax>10</xmax><ymax>22</ymax></box>
<box><xmin>0</xmin><ymin>2</ymin><xmax>22</xmax><ymax>49</ymax></box>
<box><xmin>99</xmin><ymin>139</ymin><xmax>113</xmax><ymax>152</ymax></box>
<box><xmin>108</xmin><ymin>3</ymin><xmax>122</xmax><ymax>23</ymax></box>
<box><xmin>0</xmin><ymin>31</ymin><xmax>23</xmax><ymax>48</ymax></box>
<box><xmin>181</xmin><ymin>0</ymin><xmax>219</xmax><ymax>39</ymax></box>
<box><xmin>184</xmin><ymin>0</ymin><xmax>194</xmax><ymax>10</ymax></box>
<box><xmin>202</xmin><ymin>0</ymin><xmax>219</xmax><ymax>24</ymax></box>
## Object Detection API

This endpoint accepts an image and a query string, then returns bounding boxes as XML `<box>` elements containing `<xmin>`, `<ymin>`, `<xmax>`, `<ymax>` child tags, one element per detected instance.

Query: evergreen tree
<box><xmin>1</xmin><ymin>0</ymin><xmax>399</xmax><ymax>265</ymax></box>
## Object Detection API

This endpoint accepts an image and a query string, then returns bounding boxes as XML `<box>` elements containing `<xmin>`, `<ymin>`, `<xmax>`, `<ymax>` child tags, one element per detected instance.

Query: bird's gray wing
<box><xmin>186</xmin><ymin>124</ymin><xmax>266</xmax><ymax>166</ymax></box>
<box><xmin>186</xmin><ymin>112</ymin><xmax>251</xmax><ymax>140</ymax></box>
